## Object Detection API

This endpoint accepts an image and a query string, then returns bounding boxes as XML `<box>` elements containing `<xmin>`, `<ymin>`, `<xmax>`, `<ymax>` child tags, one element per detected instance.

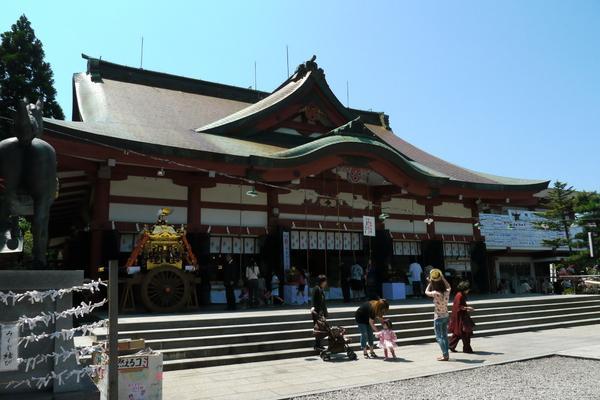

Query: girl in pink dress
<box><xmin>377</xmin><ymin>319</ymin><xmax>398</xmax><ymax>360</ymax></box>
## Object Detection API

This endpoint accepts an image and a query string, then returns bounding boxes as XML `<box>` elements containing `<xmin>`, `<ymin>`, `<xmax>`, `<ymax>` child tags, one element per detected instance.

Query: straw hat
<box><xmin>429</xmin><ymin>268</ymin><xmax>443</xmax><ymax>281</ymax></box>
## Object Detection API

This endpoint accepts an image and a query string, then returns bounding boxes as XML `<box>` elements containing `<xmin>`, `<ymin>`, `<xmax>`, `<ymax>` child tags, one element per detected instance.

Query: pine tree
<box><xmin>535</xmin><ymin>181</ymin><xmax>576</xmax><ymax>253</ymax></box>
<box><xmin>0</xmin><ymin>14</ymin><xmax>64</xmax><ymax>138</ymax></box>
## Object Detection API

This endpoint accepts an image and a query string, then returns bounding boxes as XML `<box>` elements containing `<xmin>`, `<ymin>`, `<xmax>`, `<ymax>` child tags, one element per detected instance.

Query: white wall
<box><xmin>278</xmin><ymin>189</ymin><xmax>319</xmax><ymax>205</ymax></box>
<box><xmin>433</xmin><ymin>202</ymin><xmax>471</xmax><ymax>218</ymax></box>
<box><xmin>109</xmin><ymin>203</ymin><xmax>187</xmax><ymax>224</ymax></box>
<box><xmin>278</xmin><ymin>213</ymin><xmax>357</xmax><ymax>223</ymax></box>
<box><xmin>381</xmin><ymin>198</ymin><xmax>425</xmax><ymax>215</ymax></box>
<box><xmin>384</xmin><ymin>219</ymin><xmax>427</xmax><ymax>234</ymax></box>
<box><xmin>201</xmin><ymin>183</ymin><xmax>267</xmax><ymax>205</ymax></box>
<box><xmin>201</xmin><ymin>208</ymin><xmax>268</xmax><ymax>227</ymax></box>
<box><xmin>110</xmin><ymin>176</ymin><xmax>187</xmax><ymax>200</ymax></box>
<box><xmin>434</xmin><ymin>222</ymin><xmax>473</xmax><ymax>235</ymax></box>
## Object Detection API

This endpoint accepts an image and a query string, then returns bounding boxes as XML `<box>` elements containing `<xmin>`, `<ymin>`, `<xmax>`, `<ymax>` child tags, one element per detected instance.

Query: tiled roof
<box><xmin>45</xmin><ymin>118</ymin><xmax>284</xmax><ymax>158</ymax></box>
<box><xmin>366</xmin><ymin>124</ymin><xmax>547</xmax><ymax>186</ymax></box>
<box><xmin>68</xmin><ymin>55</ymin><xmax>548</xmax><ymax>190</ymax></box>
<box><xmin>74</xmin><ymin>73</ymin><xmax>250</xmax><ymax>131</ymax></box>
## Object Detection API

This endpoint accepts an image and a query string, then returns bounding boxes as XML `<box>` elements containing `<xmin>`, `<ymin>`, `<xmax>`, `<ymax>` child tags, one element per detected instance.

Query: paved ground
<box><xmin>292</xmin><ymin>356</ymin><xmax>600</xmax><ymax>400</ymax></box>
<box><xmin>162</xmin><ymin>324</ymin><xmax>600</xmax><ymax>400</ymax></box>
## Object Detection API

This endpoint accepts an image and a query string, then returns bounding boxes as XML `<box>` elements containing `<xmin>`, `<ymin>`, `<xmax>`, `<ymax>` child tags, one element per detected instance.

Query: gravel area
<box><xmin>292</xmin><ymin>356</ymin><xmax>599</xmax><ymax>400</ymax></box>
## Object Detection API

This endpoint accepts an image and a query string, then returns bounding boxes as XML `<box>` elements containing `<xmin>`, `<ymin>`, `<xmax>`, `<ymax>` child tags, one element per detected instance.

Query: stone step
<box><xmin>95</xmin><ymin>299</ymin><xmax>600</xmax><ymax>341</ymax></box>
<box><xmin>111</xmin><ymin>295</ymin><xmax>600</xmax><ymax>331</ymax></box>
<box><xmin>161</xmin><ymin>316</ymin><xmax>600</xmax><ymax>370</ymax></box>
<box><xmin>138</xmin><ymin>304</ymin><xmax>600</xmax><ymax>350</ymax></box>
<box><xmin>155</xmin><ymin>311</ymin><xmax>600</xmax><ymax>360</ymax></box>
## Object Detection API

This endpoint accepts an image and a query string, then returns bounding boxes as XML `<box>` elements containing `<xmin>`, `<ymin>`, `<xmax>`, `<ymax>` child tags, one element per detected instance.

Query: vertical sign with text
<box><xmin>0</xmin><ymin>323</ymin><xmax>19</xmax><ymax>371</ymax></box>
<box><xmin>282</xmin><ymin>231</ymin><xmax>291</xmax><ymax>272</ymax></box>
<box><xmin>363</xmin><ymin>216</ymin><xmax>375</xmax><ymax>237</ymax></box>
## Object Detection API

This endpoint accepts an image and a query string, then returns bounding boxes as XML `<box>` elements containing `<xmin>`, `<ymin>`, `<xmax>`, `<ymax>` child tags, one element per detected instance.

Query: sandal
<box><xmin>363</xmin><ymin>352</ymin><xmax>369</xmax><ymax>359</ymax></box>
<box><xmin>437</xmin><ymin>356</ymin><xmax>449</xmax><ymax>361</ymax></box>
<box><xmin>369</xmin><ymin>351</ymin><xmax>378</xmax><ymax>358</ymax></box>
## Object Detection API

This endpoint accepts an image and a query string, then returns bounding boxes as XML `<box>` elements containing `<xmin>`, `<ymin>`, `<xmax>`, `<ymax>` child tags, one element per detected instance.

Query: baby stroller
<box><xmin>313</xmin><ymin>316</ymin><xmax>357</xmax><ymax>361</ymax></box>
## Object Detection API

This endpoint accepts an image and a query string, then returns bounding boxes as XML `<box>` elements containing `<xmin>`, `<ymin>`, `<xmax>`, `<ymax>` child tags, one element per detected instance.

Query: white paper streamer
<box><xmin>17</xmin><ymin>344</ymin><xmax>105</xmax><ymax>373</ymax></box>
<box><xmin>19</xmin><ymin>320</ymin><xmax>108</xmax><ymax>347</ymax></box>
<box><xmin>18</xmin><ymin>299</ymin><xmax>108</xmax><ymax>330</ymax></box>
<box><xmin>3</xmin><ymin>365</ymin><xmax>101</xmax><ymax>389</ymax></box>
<box><xmin>0</xmin><ymin>280</ymin><xmax>106</xmax><ymax>306</ymax></box>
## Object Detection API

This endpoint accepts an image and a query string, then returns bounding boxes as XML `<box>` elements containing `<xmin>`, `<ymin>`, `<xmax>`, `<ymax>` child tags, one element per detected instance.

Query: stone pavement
<box><xmin>162</xmin><ymin>324</ymin><xmax>600</xmax><ymax>400</ymax></box>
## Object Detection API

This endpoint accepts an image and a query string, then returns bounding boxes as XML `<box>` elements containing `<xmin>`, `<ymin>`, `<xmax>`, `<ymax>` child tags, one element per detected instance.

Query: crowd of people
<box><xmin>310</xmin><ymin>268</ymin><xmax>476</xmax><ymax>362</ymax></box>
<box><xmin>222</xmin><ymin>255</ymin><xmax>284</xmax><ymax>311</ymax></box>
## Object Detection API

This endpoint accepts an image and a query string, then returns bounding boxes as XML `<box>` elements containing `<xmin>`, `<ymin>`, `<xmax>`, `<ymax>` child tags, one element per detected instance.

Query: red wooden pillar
<box><xmin>187</xmin><ymin>183</ymin><xmax>202</xmax><ymax>232</ymax></box>
<box><xmin>89</xmin><ymin>177</ymin><xmax>110</xmax><ymax>279</ymax></box>
<box><xmin>470</xmin><ymin>202</ymin><xmax>482</xmax><ymax>241</ymax></box>
<box><xmin>267</xmin><ymin>189</ymin><xmax>279</xmax><ymax>232</ymax></box>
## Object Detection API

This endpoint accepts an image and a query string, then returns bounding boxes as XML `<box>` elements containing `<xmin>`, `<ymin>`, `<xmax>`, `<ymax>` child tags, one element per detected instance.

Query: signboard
<box><xmin>282</xmin><ymin>231</ymin><xmax>291</xmax><ymax>271</ymax></box>
<box><xmin>363</xmin><ymin>216</ymin><xmax>375</xmax><ymax>237</ymax></box>
<box><xmin>479</xmin><ymin>209</ymin><xmax>581</xmax><ymax>250</ymax></box>
<box><xmin>0</xmin><ymin>323</ymin><xmax>19</xmax><ymax>371</ymax></box>
<box><xmin>118</xmin><ymin>356</ymin><xmax>149</xmax><ymax>370</ymax></box>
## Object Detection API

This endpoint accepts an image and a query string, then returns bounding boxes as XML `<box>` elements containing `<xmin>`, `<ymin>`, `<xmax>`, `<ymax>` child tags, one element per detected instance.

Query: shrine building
<box><xmin>42</xmin><ymin>54</ymin><xmax>549</xmax><ymax>296</ymax></box>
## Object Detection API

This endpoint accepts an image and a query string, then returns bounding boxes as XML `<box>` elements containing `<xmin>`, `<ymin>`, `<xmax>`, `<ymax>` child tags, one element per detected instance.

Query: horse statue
<box><xmin>0</xmin><ymin>99</ymin><xmax>57</xmax><ymax>267</ymax></box>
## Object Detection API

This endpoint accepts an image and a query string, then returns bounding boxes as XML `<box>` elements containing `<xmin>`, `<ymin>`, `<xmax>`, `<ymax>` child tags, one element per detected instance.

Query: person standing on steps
<box><xmin>408</xmin><ymin>257</ymin><xmax>424</xmax><ymax>298</ymax></box>
<box><xmin>354</xmin><ymin>299</ymin><xmax>390</xmax><ymax>359</ymax></box>
<box><xmin>425</xmin><ymin>269</ymin><xmax>451</xmax><ymax>361</ymax></box>
<box><xmin>311</xmin><ymin>275</ymin><xmax>329</xmax><ymax>350</ymax></box>
<box><xmin>245</xmin><ymin>258</ymin><xmax>260</xmax><ymax>308</ymax></box>
<box><xmin>449</xmin><ymin>281</ymin><xmax>475</xmax><ymax>353</ymax></box>
<box><xmin>223</xmin><ymin>254</ymin><xmax>238</xmax><ymax>311</ymax></box>
<box><xmin>350</xmin><ymin>261</ymin><xmax>364</xmax><ymax>301</ymax></box>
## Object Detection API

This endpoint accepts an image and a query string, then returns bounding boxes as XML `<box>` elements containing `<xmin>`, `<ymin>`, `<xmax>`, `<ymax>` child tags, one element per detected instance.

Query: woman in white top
<box><xmin>425</xmin><ymin>268</ymin><xmax>452</xmax><ymax>361</ymax></box>
<box><xmin>245</xmin><ymin>260</ymin><xmax>260</xmax><ymax>307</ymax></box>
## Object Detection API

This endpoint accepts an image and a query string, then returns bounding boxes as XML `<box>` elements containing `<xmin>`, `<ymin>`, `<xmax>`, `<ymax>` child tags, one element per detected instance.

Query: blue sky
<box><xmin>3</xmin><ymin>0</ymin><xmax>599</xmax><ymax>190</ymax></box>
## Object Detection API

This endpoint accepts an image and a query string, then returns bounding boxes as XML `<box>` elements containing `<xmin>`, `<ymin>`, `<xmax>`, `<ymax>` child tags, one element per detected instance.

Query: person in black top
<box><xmin>311</xmin><ymin>275</ymin><xmax>328</xmax><ymax>350</ymax></box>
<box><xmin>223</xmin><ymin>254</ymin><xmax>238</xmax><ymax>310</ymax></box>
<box><xmin>355</xmin><ymin>299</ymin><xmax>389</xmax><ymax>358</ymax></box>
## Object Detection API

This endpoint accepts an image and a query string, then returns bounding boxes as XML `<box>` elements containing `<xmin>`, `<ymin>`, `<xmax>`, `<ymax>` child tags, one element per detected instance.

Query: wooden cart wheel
<box><xmin>140</xmin><ymin>265</ymin><xmax>190</xmax><ymax>312</ymax></box>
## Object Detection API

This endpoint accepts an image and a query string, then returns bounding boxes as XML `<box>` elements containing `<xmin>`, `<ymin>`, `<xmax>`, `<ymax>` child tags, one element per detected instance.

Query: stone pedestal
<box><xmin>0</xmin><ymin>270</ymin><xmax>99</xmax><ymax>399</ymax></box>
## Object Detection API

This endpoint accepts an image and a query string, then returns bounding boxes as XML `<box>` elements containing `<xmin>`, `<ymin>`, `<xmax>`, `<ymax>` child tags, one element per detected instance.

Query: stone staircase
<box><xmin>93</xmin><ymin>295</ymin><xmax>600</xmax><ymax>371</ymax></box>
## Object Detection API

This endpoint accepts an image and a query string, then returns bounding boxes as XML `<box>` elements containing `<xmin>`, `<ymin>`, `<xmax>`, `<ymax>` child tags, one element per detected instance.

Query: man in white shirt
<box><xmin>408</xmin><ymin>258</ymin><xmax>424</xmax><ymax>298</ymax></box>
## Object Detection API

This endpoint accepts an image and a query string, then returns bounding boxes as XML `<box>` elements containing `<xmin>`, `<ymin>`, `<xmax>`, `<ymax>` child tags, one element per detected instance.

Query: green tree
<box><xmin>535</xmin><ymin>181</ymin><xmax>576</xmax><ymax>253</ymax></box>
<box><xmin>573</xmin><ymin>191</ymin><xmax>600</xmax><ymax>266</ymax></box>
<box><xmin>0</xmin><ymin>14</ymin><xmax>64</xmax><ymax>138</ymax></box>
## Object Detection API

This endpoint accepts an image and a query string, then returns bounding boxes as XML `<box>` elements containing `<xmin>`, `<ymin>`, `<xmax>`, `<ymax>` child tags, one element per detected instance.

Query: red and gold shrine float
<box><xmin>125</xmin><ymin>208</ymin><xmax>198</xmax><ymax>312</ymax></box>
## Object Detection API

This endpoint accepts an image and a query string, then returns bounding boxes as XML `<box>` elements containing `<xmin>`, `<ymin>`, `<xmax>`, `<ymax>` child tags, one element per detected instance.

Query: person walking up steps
<box><xmin>449</xmin><ymin>281</ymin><xmax>475</xmax><ymax>353</ymax></box>
<box><xmin>425</xmin><ymin>269</ymin><xmax>451</xmax><ymax>361</ymax></box>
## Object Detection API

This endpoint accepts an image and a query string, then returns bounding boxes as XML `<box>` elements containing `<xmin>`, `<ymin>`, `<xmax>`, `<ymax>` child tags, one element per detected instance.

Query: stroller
<box><xmin>313</xmin><ymin>316</ymin><xmax>357</xmax><ymax>361</ymax></box>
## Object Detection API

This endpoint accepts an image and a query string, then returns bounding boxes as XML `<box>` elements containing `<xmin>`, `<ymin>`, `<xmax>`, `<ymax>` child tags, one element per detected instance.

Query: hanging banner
<box><xmin>282</xmin><ymin>231</ymin><xmax>291</xmax><ymax>272</ymax></box>
<box><xmin>0</xmin><ymin>322</ymin><xmax>19</xmax><ymax>371</ymax></box>
<box><xmin>363</xmin><ymin>216</ymin><xmax>375</xmax><ymax>237</ymax></box>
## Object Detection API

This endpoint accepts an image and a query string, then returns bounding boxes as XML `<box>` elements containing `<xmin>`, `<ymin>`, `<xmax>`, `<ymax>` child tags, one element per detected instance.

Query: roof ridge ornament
<box><xmin>293</xmin><ymin>55</ymin><xmax>325</xmax><ymax>80</ymax></box>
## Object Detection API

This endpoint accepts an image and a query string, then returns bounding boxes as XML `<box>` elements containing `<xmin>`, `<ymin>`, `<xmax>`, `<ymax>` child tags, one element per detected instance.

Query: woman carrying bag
<box><xmin>449</xmin><ymin>281</ymin><xmax>476</xmax><ymax>353</ymax></box>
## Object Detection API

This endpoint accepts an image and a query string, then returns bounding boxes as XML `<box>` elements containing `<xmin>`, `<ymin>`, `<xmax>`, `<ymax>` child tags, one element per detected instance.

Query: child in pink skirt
<box><xmin>377</xmin><ymin>319</ymin><xmax>398</xmax><ymax>360</ymax></box>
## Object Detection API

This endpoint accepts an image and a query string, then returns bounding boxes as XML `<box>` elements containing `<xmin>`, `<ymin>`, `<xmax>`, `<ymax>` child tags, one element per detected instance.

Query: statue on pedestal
<box><xmin>0</xmin><ymin>99</ymin><xmax>57</xmax><ymax>267</ymax></box>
